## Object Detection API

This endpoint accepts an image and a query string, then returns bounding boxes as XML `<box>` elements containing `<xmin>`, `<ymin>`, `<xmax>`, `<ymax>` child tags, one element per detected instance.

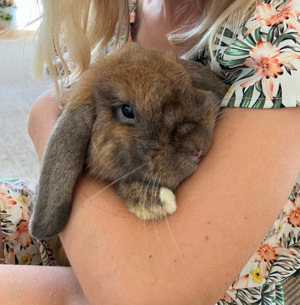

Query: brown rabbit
<box><xmin>29</xmin><ymin>43</ymin><xmax>230</xmax><ymax>240</ymax></box>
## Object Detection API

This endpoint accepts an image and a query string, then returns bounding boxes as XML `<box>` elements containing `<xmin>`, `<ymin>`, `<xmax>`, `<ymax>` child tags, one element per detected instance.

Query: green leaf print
<box><xmin>272</xmin><ymin>84</ymin><xmax>283</xmax><ymax>108</ymax></box>
<box><xmin>248</xmin><ymin>299</ymin><xmax>261</xmax><ymax>305</ymax></box>
<box><xmin>225</xmin><ymin>47</ymin><xmax>250</xmax><ymax>56</ymax></box>
<box><xmin>267</xmin><ymin>25</ymin><xmax>278</xmax><ymax>43</ymax></box>
<box><xmin>262</xmin><ymin>284</ymin><xmax>270</xmax><ymax>294</ymax></box>
<box><xmin>232</xmin><ymin>39</ymin><xmax>253</xmax><ymax>50</ymax></box>
<box><xmin>255</xmin><ymin>79</ymin><xmax>262</xmax><ymax>92</ymax></box>
<box><xmin>272</xmin><ymin>34</ymin><xmax>299</xmax><ymax>47</ymax></box>
<box><xmin>242</xmin><ymin>27</ymin><xmax>257</xmax><ymax>46</ymax></box>
<box><xmin>217</xmin><ymin>57</ymin><xmax>247</xmax><ymax>67</ymax></box>
<box><xmin>275</xmin><ymin>284</ymin><xmax>284</xmax><ymax>305</ymax></box>
<box><xmin>240</xmin><ymin>86</ymin><xmax>254</xmax><ymax>107</ymax></box>
<box><xmin>238</xmin><ymin>69</ymin><xmax>255</xmax><ymax>82</ymax></box>
<box><xmin>261</xmin><ymin>284</ymin><xmax>280</xmax><ymax>305</ymax></box>
<box><xmin>228</xmin><ymin>91</ymin><xmax>236</xmax><ymax>107</ymax></box>
<box><xmin>218</xmin><ymin>27</ymin><xmax>234</xmax><ymax>38</ymax></box>
<box><xmin>255</xmin><ymin>27</ymin><xmax>261</xmax><ymax>42</ymax></box>
<box><xmin>253</xmin><ymin>91</ymin><xmax>266</xmax><ymax>108</ymax></box>
<box><xmin>239</xmin><ymin>299</ymin><xmax>249</xmax><ymax>305</ymax></box>
<box><xmin>214</xmin><ymin>37</ymin><xmax>230</xmax><ymax>47</ymax></box>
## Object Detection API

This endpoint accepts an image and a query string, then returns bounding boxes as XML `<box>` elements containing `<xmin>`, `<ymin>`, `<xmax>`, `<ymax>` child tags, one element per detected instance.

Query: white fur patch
<box><xmin>128</xmin><ymin>203</ymin><xmax>155</xmax><ymax>220</ymax></box>
<box><xmin>159</xmin><ymin>187</ymin><xmax>177</xmax><ymax>214</ymax></box>
<box><xmin>127</xmin><ymin>188</ymin><xmax>177</xmax><ymax>221</ymax></box>
<box><xmin>149</xmin><ymin>204</ymin><xmax>166</xmax><ymax>218</ymax></box>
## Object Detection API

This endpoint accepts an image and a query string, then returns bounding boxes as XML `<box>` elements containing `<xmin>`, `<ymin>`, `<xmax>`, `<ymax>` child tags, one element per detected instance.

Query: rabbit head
<box><xmin>86</xmin><ymin>45</ymin><xmax>224</xmax><ymax>190</ymax></box>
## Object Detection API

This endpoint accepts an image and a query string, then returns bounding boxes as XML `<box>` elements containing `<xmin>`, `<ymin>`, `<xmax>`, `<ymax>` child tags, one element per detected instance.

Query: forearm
<box><xmin>0</xmin><ymin>265</ymin><xmax>88</xmax><ymax>305</ymax></box>
<box><xmin>59</xmin><ymin>108</ymin><xmax>300</xmax><ymax>305</ymax></box>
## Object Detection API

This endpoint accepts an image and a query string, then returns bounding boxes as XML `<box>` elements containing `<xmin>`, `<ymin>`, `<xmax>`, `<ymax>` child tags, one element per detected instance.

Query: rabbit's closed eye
<box><xmin>29</xmin><ymin>43</ymin><xmax>230</xmax><ymax>240</ymax></box>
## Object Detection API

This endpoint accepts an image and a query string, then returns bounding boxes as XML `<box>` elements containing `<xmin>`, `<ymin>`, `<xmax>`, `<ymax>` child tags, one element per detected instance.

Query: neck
<box><xmin>138</xmin><ymin>0</ymin><xmax>204</xmax><ymax>30</ymax></box>
<box><xmin>135</xmin><ymin>0</ymin><xmax>205</xmax><ymax>55</ymax></box>
<box><xmin>163</xmin><ymin>0</ymin><xmax>204</xmax><ymax>19</ymax></box>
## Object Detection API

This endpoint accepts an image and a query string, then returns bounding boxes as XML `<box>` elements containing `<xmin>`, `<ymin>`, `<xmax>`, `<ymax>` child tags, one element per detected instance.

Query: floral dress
<box><xmin>0</xmin><ymin>179</ymin><xmax>62</xmax><ymax>266</ymax></box>
<box><xmin>1</xmin><ymin>0</ymin><xmax>300</xmax><ymax>304</ymax></box>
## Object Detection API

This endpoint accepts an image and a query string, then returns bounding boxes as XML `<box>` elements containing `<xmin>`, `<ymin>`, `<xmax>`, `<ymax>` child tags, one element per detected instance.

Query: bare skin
<box><xmin>135</xmin><ymin>0</ymin><xmax>204</xmax><ymax>54</ymax></box>
<box><xmin>2</xmin><ymin>0</ymin><xmax>300</xmax><ymax>304</ymax></box>
<box><xmin>0</xmin><ymin>265</ymin><xmax>88</xmax><ymax>305</ymax></box>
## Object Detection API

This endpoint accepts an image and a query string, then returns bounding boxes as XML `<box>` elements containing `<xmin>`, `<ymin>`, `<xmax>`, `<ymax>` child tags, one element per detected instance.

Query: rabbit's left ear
<box><xmin>29</xmin><ymin>103</ymin><xmax>95</xmax><ymax>240</ymax></box>
<box><xmin>176</xmin><ymin>58</ymin><xmax>230</xmax><ymax>101</ymax></box>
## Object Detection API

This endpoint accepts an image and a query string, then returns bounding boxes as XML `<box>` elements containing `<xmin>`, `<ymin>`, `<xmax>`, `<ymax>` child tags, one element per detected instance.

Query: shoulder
<box><xmin>28</xmin><ymin>90</ymin><xmax>61</xmax><ymax>164</ymax></box>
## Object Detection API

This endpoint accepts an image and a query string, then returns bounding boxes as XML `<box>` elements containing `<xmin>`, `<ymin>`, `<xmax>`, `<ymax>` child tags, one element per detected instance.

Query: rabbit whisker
<box><xmin>142</xmin><ymin>176</ymin><xmax>152</xmax><ymax>249</ymax></box>
<box><xmin>206</xmin><ymin>106</ymin><xmax>231</xmax><ymax>123</ymax></box>
<box><xmin>153</xmin><ymin>170</ymin><xmax>163</xmax><ymax>212</ymax></box>
<box><xmin>89</xmin><ymin>162</ymin><xmax>147</xmax><ymax>201</ymax></box>
<box><xmin>142</xmin><ymin>170</ymin><xmax>152</xmax><ymax>214</ymax></box>
<box><xmin>150</xmin><ymin>168</ymin><xmax>161</xmax><ymax>208</ymax></box>
<box><xmin>214</xmin><ymin>108</ymin><xmax>233</xmax><ymax>123</ymax></box>
<box><xmin>163</xmin><ymin>210</ymin><xmax>186</xmax><ymax>266</ymax></box>
<box><xmin>150</xmin><ymin>172</ymin><xmax>162</xmax><ymax>230</ymax></box>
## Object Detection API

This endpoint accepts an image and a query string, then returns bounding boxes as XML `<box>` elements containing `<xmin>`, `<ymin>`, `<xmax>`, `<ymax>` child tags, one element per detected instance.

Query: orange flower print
<box><xmin>233</xmin><ymin>274</ymin><xmax>250</xmax><ymax>289</ymax></box>
<box><xmin>283</xmin><ymin>194</ymin><xmax>300</xmax><ymax>227</ymax></box>
<box><xmin>0</xmin><ymin>183</ymin><xmax>17</xmax><ymax>210</ymax></box>
<box><xmin>251</xmin><ymin>233</ymin><xmax>293</xmax><ymax>277</ymax></box>
<box><xmin>221</xmin><ymin>294</ymin><xmax>232</xmax><ymax>302</ymax></box>
<box><xmin>246</xmin><ymin>0</ymin><xmax>300</xmax><ymax>36</ymax></box>
<box><xmin>241</xmin><ymin>40</ymin><xmax>300</xmax><ymax>101</ymax></box>
<box><xmin>5</xmin><ymin>207</ymin><xmax>33</xmax><ymax>248</ymax></box>
<box><xmin>4</xmin><ymin>248</ymin><xmax>15</xmax><ymax>264</ymax></box>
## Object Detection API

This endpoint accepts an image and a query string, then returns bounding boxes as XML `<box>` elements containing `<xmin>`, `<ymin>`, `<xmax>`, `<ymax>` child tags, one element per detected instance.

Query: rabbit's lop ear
<box><xmin>29</xmin><ymin>103</ymin><xmax>95</xmax><ymax>240</ymax></box>
<box><xmin>176</xmin><ymin>58</ymin><xmax>230</xmax><ymax>101</ymax></box>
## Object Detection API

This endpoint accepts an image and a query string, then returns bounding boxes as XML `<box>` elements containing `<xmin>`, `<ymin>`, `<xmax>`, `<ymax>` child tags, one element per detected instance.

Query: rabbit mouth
<box><xmin>176</xmin><ymin>146</ymin><xmax>203</xmax><ymax>164</ymax></box>
<box><xmin>185</xmin><ymin>152</ymin><xmax>203</xmax><ymax>164</ymax></box>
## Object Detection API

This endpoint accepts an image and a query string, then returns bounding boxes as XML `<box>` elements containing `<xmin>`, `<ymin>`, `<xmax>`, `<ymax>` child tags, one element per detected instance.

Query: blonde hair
<box><xmin>34</xmin><ymin>0</ymin><xmax>258</xmax><ymax>94</ymax></box>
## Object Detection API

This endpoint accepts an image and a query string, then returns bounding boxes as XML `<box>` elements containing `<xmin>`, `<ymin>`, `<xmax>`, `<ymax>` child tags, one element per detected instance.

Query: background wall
<box><xmin>0</xmin><ymin>0</ymin><xmax>49</xmax><ymax>180</ymax></box>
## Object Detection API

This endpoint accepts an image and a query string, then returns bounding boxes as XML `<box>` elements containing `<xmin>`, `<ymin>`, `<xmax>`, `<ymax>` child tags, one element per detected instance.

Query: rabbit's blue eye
<box><xmin>121</xmin><ymin>104</ymin><xmax>134</xmax><ymax>119</ymax></box>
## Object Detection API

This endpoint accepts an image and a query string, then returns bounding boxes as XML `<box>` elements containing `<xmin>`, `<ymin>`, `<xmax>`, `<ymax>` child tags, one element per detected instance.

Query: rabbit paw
<box><xmin>115</xmin><ymin>181</ymin><xmax>177</xmax><ymax>220</ymax></box>
<box><xmin>127</xmin><ymin>187</ymin><xmax>177</xmax><ymax>220</ymax></box>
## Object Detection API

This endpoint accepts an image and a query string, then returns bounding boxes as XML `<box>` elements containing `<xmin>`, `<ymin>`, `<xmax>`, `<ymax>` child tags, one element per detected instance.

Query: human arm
<box><xmin>28</xmin><ymin>93</ymin><xmax>300</xmax><ymax>304</ymax></box>
<box><xmin>0</xmin><ymin>265</ymin><xmax>88</xmax><ymax>305</ymax></box>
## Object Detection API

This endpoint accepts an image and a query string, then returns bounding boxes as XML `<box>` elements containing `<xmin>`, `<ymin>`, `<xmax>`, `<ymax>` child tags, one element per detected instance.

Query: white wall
<box><xmin>11</xmin><ymin>0</ymin><xmax>41</xmax><ymax>30</ymax></box>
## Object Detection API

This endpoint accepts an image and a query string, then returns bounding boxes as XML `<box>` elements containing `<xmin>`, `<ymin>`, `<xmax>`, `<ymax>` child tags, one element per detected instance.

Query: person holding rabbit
<box><xmin>1</xmin><ymin>0</ymin><xmax>300</xmax><ymax>304</ymax></box>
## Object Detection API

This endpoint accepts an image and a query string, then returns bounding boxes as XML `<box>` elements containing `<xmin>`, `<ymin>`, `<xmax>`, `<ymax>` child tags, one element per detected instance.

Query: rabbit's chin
<box><xmin>161</xmin><ymin>154</ymin><xmax>201</xmax><ymax>190</ymax></box>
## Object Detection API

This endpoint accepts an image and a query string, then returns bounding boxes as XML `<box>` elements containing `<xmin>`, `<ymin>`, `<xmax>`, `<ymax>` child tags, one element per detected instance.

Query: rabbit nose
<box><xmin>176</xmin><ymin>146</ymin><xmax>202</xmax><ymax>163</ymax></box>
